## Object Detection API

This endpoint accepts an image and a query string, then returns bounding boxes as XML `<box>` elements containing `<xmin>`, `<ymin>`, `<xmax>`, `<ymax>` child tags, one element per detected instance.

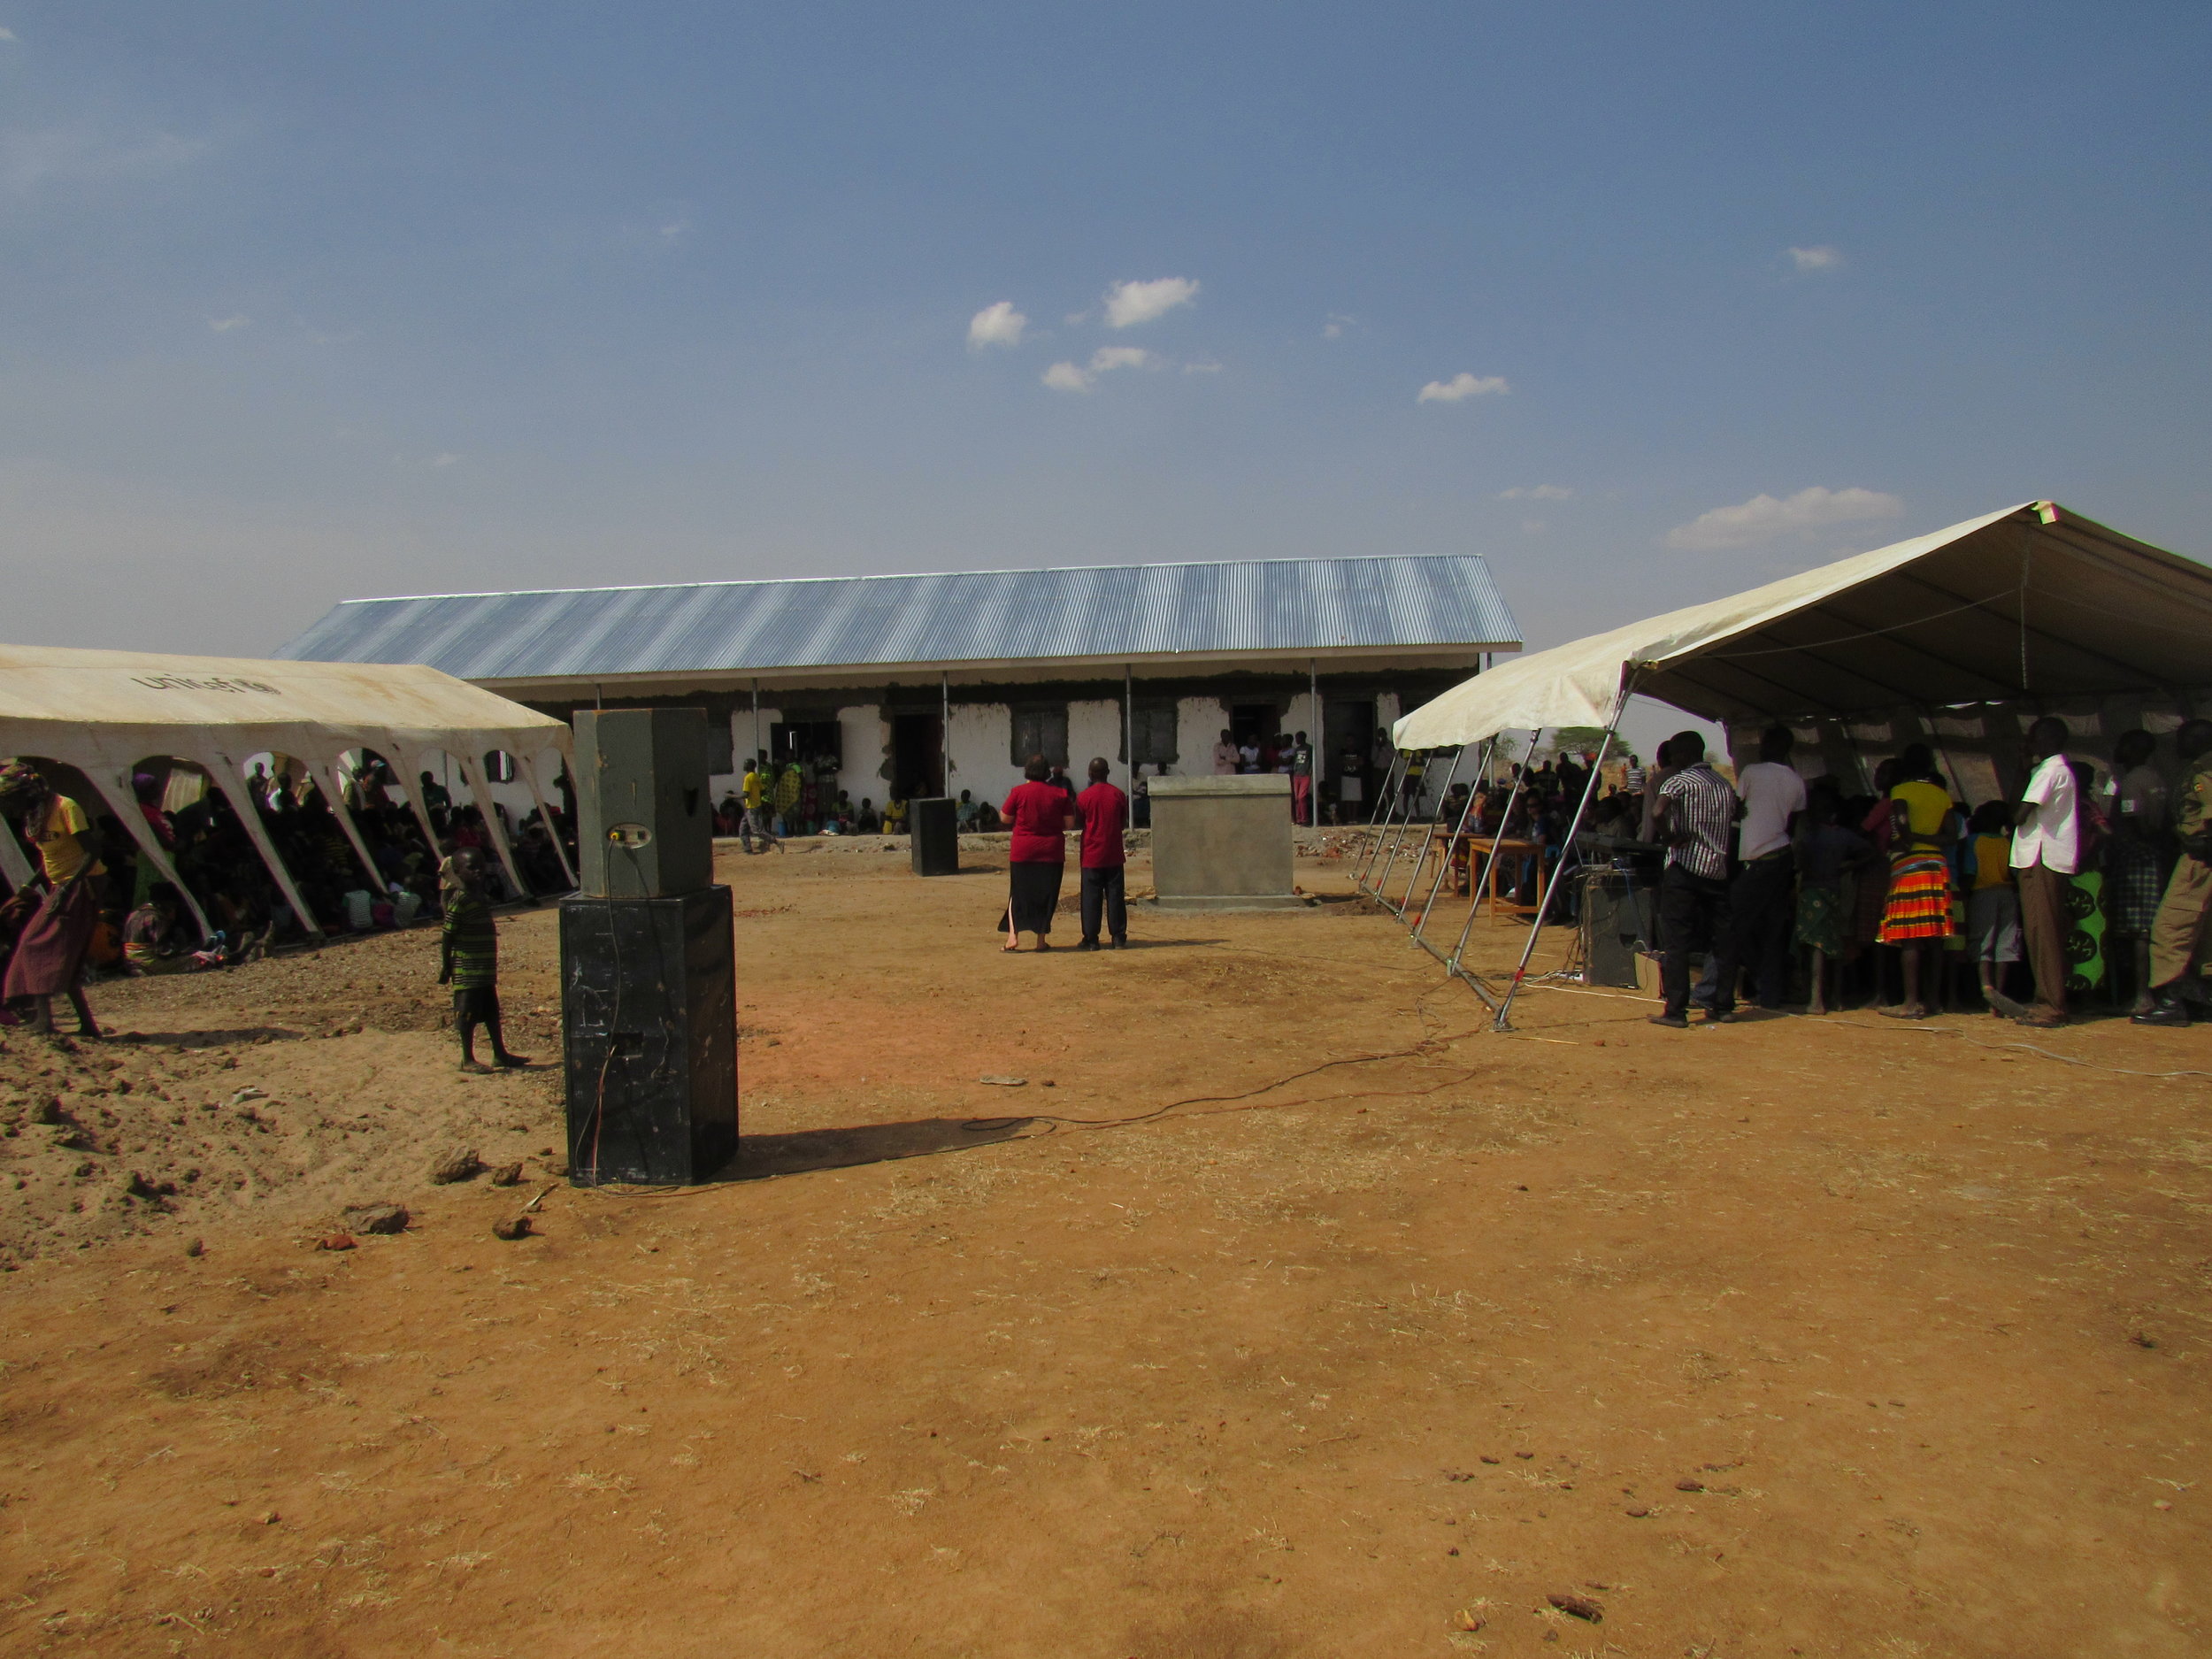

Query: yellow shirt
<box><xmin>1970</xmin><ymin>833</ymin><xmax>2013</xmax><ymax>890</ymax></box>
<box><xmin>742</xmin><ymin>771</ymin><xmax>764</xmax><ymax>810</ymax></box>
<box><xmin>1890</xmin><ymin>780</ymin><xmax>1952</xmax><ymax>845</ymax></box>
<box><xmin>34</xmin><ymin>795</ymin><xmax>104</xmax><ymax>884</ymax></box>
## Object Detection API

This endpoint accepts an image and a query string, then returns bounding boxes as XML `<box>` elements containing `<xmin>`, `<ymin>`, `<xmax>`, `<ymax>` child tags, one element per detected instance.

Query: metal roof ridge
<box><xmin>329</xmin><ymin>550</ymin><xmax>1497</xmax><ymax>607</ymax></box>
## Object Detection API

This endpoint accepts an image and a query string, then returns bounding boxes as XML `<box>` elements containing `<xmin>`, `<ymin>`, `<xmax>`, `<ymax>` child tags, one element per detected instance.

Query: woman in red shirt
<box><xmin>1000</xmin><ymin>755</ymin><xmax>1071</xmax><ymax>951</ymax></box>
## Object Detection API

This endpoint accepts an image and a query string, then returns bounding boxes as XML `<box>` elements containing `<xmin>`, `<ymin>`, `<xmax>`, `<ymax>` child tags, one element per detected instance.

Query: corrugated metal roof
<box><xmin>274</xmin><ymin>555</ymin><xmax>1521</xmax><ymax>682</ymax></box>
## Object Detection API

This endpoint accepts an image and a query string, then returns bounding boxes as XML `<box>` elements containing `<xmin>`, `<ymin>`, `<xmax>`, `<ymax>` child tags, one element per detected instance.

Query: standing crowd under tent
<box><xmin>1359</xmin><ymin>502</ymin><xmax>2212</xmax><ymax>1034</ymax></box>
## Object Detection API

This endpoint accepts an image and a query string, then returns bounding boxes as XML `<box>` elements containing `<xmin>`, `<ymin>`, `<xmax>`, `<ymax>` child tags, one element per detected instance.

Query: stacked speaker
<box><xmin>561</xmin><ymin>709</ymin><xmax>737</xmax><ymax>1185</ymax></box>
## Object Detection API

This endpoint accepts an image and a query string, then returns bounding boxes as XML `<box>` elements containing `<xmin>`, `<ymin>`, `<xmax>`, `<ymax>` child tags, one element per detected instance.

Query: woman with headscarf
<box><xmin>0</xmin><ymin>760</ymin><xmax>107</xmax><ymax>1037</ymax></box>
<box><xmin>999</xmin><ymin>755</ymin><xmax>1071</xmax><ymax>951</ymax></box>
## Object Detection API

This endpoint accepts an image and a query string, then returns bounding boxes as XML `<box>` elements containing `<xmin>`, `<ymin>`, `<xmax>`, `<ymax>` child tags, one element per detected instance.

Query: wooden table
<box><xmin>1458</xmin><ymin>834</ymin><xmax>1547</xmax><ymax>920</ymax></box>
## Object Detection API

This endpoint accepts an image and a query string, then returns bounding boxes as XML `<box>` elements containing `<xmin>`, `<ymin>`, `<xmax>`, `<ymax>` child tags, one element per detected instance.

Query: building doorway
<box><xmin>890</xmin><ymin>713</ymin><xmax>944</xmax><ymax>800</ymax></box>
<box><xmin>1324</xmin><ymin>699</ymin><xmax>1377</xmax><ymax>822</ymax></box>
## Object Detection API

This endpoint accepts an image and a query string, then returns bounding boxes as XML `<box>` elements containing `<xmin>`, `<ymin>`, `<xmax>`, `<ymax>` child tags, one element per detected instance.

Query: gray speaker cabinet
<box><xmin>575</xmin><ymin>708</ymin><xmax>714</xmax><ymax>898</ymax></box>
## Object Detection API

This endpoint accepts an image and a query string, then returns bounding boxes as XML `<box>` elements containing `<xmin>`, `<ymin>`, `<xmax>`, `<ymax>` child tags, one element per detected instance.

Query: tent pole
<box><xmin>1309</xmin><ymin>658</ymin><xmax>1319</xmax><ymax>828</ymax></box>
<box><xmin>1354</xmin><ymin>751</ymin><xmax>1403</xmax><ymax>885</ymax></box>
<box><xmin>393</xmin><ymin>749</ymin><xmax>449</xmax><ymax>871</ymax></box>
<box><xmin>87</xmin><ymin>768</ymin><xmax>214</xmax><ymax>944</ymax></box>
<box><xmin>752</xmin><ymin>681</ymin><xmax>762</xmax><ymax>772</ymax></box>
<box><xmin>1395</xmin><ymin>746</ymin><xmax>1466</xmax><ymax>919</ymax></box>
<box><xmin>1447</xmin><ymin>735</ymin><xmax>1532</xmax><ymax>974</ymax></box>
<box><xmin>1368</xmin><ymin>754</ymin><xmax>1423</xmax><ymax>904</ymax></box>
<box><xmin>518</xmin><ymin>752</ymin><xmax>578</xmax><ymax>889</ymax></box>
<box><xmin>1491</xmin><ymin>703</ymin><xmax>1631</xmax><ymax>1032</ymax></box>
<box><xmin>1355</xmin><ymin>753</ymin><xmax>1408</xmax><ymax>889</ymax></box>
<box><xmin>945</xmin><ymin>672</ymin><xmax>955</xmax><ymax>797</ymax></box>
<box><xmin>458</xmin><ymin>750</ymin><xmax>533</xmax><ymax>902</ymax></box>
<box><xmin>310</xmin><ymin>754</ymin><xmax>391</xmax><ymax>894</ymax></box>
<box><xmin>0</xmin><ymin>812</ymin><xmax>35</xmax><ymax>892</ymax></box>
<box><xmin>199</xmin><ymin>751</ymin><xmax>326</xmax><ymax>941</ymax></box>
<box><xmin>1413</xmin><ymin>738</ymin><xmax>1493</xmax><ymax>944</ymax></box>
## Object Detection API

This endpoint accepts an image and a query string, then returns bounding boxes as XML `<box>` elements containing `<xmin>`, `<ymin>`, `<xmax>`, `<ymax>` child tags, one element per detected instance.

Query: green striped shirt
<box><xmin>442</xmin><ymin>891</ymin><xmax>498</xmax><ymax>988</ymax></box>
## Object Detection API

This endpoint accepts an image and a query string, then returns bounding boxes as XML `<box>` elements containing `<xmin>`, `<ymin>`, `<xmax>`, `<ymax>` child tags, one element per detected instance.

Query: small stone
<box><xmin>260</xmin><ymin>1510</ymin><xmax>279</xmax><ymax>1525</ymax></box>
<box><xmin>1676</xmin><ymin>1479</ymin><xmax>1705</xmax><ymax>1493</ymax></box>
<box><xmin>978</xmin><ymin>1076</ymin><xmax>1027</xmax><ymax>1087</ymax></box>
<box><xmin>546</xmin><ymin>1158</ymin><xmax>571</xmax><ymax>1178</ymax></box>
<box><xmin>492</xmin><ymin>1216</ymin><xmax>533</xmax><ymax>1241</ymax></box>
<box><xmin>1479</xmin><ymin>1455</ymin><xmax>1501</xmax><ymax>1464</ymax></box>
<box><xmin>1547</xmin><ymin>1592</ymin><xmax>1603</xmax><ymax>1623</ymax></box>
<box><xmin>317</xmin><ymin>1233</ymin><xmax>357</xmax><ymax>1251</ymax></box>
<box><xmin>488</xmin><ymin>1162</ymin><xmax>523</xmax><ymax>1187</ymax></box>
<box><xmin>2154</xmin><ymin>1500</ymin><xmax>2173</xmax><ymax>1510</ymax></box>
<box><xmin>428</xmin><ymin>1148</ymin><xmax>483</xmax><ymax>1185</ymax></box>
<box><xmin>1625</xmin><ymin>1507</ymin><xmax>1651</xmax><ymax>1518</ymax></box>
<box><xmin>342</xmin><ymin>1202</ymin><xmax>410</xmax><ymax>1235</ymax></box>
<box><xmin>183</xmin><ymin>1237</ymin><xmax>204</xmax><ymax>1258</ymax></box>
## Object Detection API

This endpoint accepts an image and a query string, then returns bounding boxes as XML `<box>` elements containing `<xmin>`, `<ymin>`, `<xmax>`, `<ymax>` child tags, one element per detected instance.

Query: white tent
<box><xmin>0</xmin><ymin>644</ymin><xmax>574</xmax><ymax>937</ymax></box>
<box><xmin>1395</xmin><ymin>502</ymin><xmax>2212</xmax><ymax>752</ymax></box>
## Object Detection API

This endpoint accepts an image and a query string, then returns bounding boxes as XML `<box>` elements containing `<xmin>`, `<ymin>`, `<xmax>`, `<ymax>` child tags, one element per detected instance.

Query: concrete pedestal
<box><xmin>1148</xmin><ymin>774</ymin><xmax>1302</xmax><ymax>910</ymax></box>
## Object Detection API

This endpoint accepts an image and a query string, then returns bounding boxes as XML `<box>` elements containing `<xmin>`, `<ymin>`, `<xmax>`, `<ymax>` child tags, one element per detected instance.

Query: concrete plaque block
<box><xmin>1148</xmin><ymin>774</ymin><xmax>1302</xmax><ymax>910</ymax></box>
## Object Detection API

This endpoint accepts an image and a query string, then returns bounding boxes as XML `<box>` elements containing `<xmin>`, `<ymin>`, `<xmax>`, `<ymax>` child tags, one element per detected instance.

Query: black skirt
<box><xmin>1002</xmin><ymin>860</ymin><xmax>1064</xmax><ymax>935</ymax></box>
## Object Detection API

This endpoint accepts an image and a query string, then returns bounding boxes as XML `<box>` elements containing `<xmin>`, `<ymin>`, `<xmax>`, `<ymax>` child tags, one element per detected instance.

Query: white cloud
<box><xmin>966</xmin><ymin>300</ymin><xmax>1027</xmax><ymax>349</ymax></box>
<box><xmin>1500</xmin><ymin>484</ymin><xmax>1570</xmax><ymax>501</ymax></box>
<box><xmin>1665</xmin><ymin>486</ymin><xmax>1903</xmax><ymax>551</ymax></box>
<box><xmin>208</xmin><ymin>314</ymin><xmax>250</xmax><ymax>334</ymax></box>
<box><xmin>1788</xmin><ymin>244</ymin><xmax>1842</xmax><ymax>273</ymax></box>
<box><xmin>1089</xmin><ymin>346</ymin><xmax>1153</xmax><ymax>373</ymax></box>
<box><xmin>1102</xmin><ymin>276</ymin><xmax>1198</xmax><ymax>329</ymax></box>
<box><xmin>1322</xmin><ymin>312</ymin><xmax>1357</xmax><ymax>340</ymax></box>
<box><xmin>659</xmin><ymin>219</ymin><xmax>690</xmax><ymax>242</ymax></box>
<box><xmin>0</xmin><ymin>27</ymin><xmax>18</xmax><ymax>42</ymax></box>
<box><xmin>1041</xmin><ymin>361</ymin><xmax>1092</xmax><ymax>393</ymax></box>
<box><xmin>429</xmin><ymin>452</ymin><xmax>461</xmax><ymax>469</ymax></box>
<box><xmin>1417</xmin><ymin>373</ymin><xmax>1509</xmax><ymax>404</ymax></box>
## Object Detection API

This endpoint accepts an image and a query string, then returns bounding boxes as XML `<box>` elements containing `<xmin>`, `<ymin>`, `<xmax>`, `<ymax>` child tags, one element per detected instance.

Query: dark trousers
<box><xmin>1080</xmin><ymin>865</ymin><xmax>1127</xmax><ymax>943</ymax></box>
<box><xmin>2017</xmin><ymin>861</ymin><xmax>2071</xmax><ymax>1017</ymax></box>
<box><xmin>1659</xmin><ymin>864</ymin><xmax>1733</xmax><ymax>1019</ymax></box>
<box><xmin>1724</xmin><ymin>852</ymin><xmax>1796</xmax><ymax>1008</ymax></box>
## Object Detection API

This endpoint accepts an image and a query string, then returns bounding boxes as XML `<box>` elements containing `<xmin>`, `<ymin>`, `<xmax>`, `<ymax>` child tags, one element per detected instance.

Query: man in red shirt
<box><xmin>1075</xmin><ymin>757</ymin><xmax>1130</xmax><ymax>950</ymax></box>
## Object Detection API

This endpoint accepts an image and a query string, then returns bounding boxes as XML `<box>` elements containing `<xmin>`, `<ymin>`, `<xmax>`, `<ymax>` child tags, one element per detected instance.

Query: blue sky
<box><xmin>4</xmin><ymin>1</ymin><xmax>2208</xmax><ymax>677</ymax></box>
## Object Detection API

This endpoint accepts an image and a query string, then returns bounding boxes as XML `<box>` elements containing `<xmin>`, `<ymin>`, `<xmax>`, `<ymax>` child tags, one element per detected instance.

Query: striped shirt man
<box><xmin>1658</xmin><ymin>764</ymin><xmax>1736</xmax><ymax>880</ymax></box>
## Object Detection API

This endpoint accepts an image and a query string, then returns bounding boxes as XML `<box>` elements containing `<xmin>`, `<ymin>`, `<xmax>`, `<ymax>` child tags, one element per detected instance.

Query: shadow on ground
<box><xmin>718</xmin><ymin>1116</ymin><xmax>1037</xmax><ymax>1181</ymax></box>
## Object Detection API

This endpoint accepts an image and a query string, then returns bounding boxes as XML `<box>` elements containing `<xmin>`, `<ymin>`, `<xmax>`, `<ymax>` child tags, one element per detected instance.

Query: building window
<box><xmin>481</xmin><ymin>749</ymin><xmax>517</xmax><ymax>783</ymax></box>
<box><xmin>771</xmin><ymin>720</ymin><xmax>843</xmax><ymax>767</ymax></box>
<box><xmin>1010</xmin><ymin>704</ymin><xmax>1068</xmax><ymax>769</ymax></box>
<box><xmin>1129</xmin><ymin>703</ymin><xmax>1178</xmax><ymax>768</ymax></box>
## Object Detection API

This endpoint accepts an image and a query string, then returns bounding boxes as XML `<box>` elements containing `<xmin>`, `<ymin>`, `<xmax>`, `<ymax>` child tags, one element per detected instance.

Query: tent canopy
<box><xmin>0</xmin><ymin>643</ymin><xmax>572</xmax><ymax>932</ymax></box>
<box><xmin>1395</xmin><ymin>502</ymin><xmax>2212</xmax><ymax>748</ymax></box>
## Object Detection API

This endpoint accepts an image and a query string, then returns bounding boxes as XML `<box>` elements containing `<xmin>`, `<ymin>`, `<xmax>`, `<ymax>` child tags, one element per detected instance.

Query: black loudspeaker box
<box><xmin>909</xmin><ymin>796</ymin><xmax>958</xmax><ymax>876</ymax></box>
<box><xmin>560</xmin><ymin>886</ymin><xmax>736</xmax><ymax>1185</ymax></box>
<box><xmin>575</xmin><ymin>708</ymin><xmax>713</xmax><ymax>899</ymax></box>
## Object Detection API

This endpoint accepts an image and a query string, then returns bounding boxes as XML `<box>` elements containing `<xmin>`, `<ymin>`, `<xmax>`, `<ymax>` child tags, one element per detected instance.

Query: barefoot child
<box><xmin>438</xmin><ymin>849</ymin><xmax>527</xmax><ymax>1071</ymax></box>
<box><xmin>1963</xmin><ymin>802</ymin><xmax>2025</xmax><ymax>1017</ymax></box>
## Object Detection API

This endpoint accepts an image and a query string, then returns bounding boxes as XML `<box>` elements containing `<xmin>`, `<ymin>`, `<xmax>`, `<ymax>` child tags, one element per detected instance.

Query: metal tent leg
<box><xmin>1355</xmin><ymin>753</ymin><xmax>1409</xmax><ymax>889</ymax></box>
<box><xmin>1414</xmin><ymin>738</ymin><xmax>1494</xmax><ymax>944</ymax></box>
<box><xmin>1394</xmin><ymin>746</ymin><xmax>1466</xmax><ymax>917</ymax></box>
<box><xmin>1447</xmin><ymin>738</ymin><xmax>1532</xmax><ymax>974</ymax></box>
<box><xmin>1490</xmin><ymin>713</ymin><xmax>1627</xmax><ymax>1032</ymax></box>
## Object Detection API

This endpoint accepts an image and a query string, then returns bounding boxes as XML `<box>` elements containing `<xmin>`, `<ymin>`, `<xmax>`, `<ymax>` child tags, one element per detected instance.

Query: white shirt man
<box><xmin>2011</xmin><ymin>752</ymin><xmax>2079</xmax><ymax>876</ymax></box>
<box><xmin>1735</xmin><ymin>758</ymin><xmax>1809</xmax><ymax>861</ymax></box>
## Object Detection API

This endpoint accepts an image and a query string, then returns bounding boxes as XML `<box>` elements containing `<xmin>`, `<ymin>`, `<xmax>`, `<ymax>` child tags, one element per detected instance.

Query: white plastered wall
<box><xmin>1175</xmin><ymin>696</ymin><xmax>1228</xmax><ymax>777</ymax></box>
<box><xmin>1067</xmin><ymin>700</ymin><xmax>1122</xmax><ymax>782</ymax></box>
<box><xmin>838</xmin><ymin>704</ymin><xmax>885</xmax><ymax>812</ymax></box>
<box><xmin>949</xmin><ymin>701</ymin><xmax>1018</xmax><ymax>810</ymax></box>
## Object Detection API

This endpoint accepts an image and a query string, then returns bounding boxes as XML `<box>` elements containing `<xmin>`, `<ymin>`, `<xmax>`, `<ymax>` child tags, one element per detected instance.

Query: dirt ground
<box><xmin>1</xmin><ymin>840</ymin><xmax>2207</xmax><ymax>1657</ymax></box>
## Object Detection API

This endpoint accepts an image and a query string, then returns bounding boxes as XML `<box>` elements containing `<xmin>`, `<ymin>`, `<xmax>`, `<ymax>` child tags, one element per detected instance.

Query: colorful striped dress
<box><xmin>1878</xmin><ymin>779</ymin><xmax>1957</xmax><ymax>943</ymax></box>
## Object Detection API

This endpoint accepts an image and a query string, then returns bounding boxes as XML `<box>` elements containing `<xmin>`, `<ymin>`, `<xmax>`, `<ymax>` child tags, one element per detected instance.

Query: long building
<box><xmin>278</xmin><ymin>553</ymin><xmax>1519</xmax><ymax>814</ymax></box>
